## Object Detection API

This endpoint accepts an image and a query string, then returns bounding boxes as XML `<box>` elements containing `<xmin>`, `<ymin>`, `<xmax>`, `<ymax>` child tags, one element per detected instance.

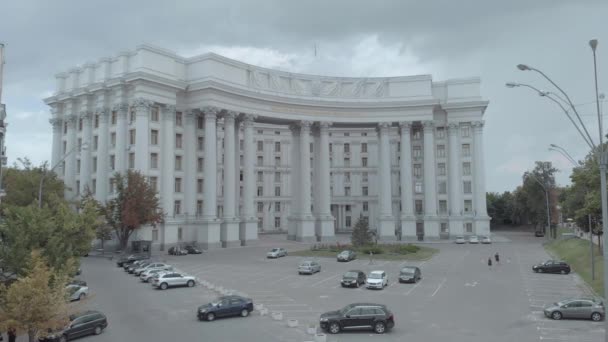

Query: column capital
<box><xmin>242</xmin><ymin>114</ymin><xmax>257</xmax><ymax>126</ymax></box>
<box><xmin>223</xmin><ymin>110</ymin><xmax>238</xmax><ymax>122</ymax></box>
<box><xmin>422</xmin><ymin>120</ymin><xmax>435</xmax><ymax>131</ymax></box>
<box><xmin>112</xmin><ymin>103</ymin><xmax>129</xmax><ymax>113</ymax></box>
<box><xmin>65</xmin><ymin>114</ymin><xmax>78</xmax><ymax>124</ymax></box>
<box><xmin>398</xmin><ymin>121</ymin><xmax>412</xmax><ymax>130</ymax></box>
<box><xmin>163</xmin><ymin>105</ymin><xmax>177</xmax><ymax>117</ymax></box>
<box><xmin>49</xmin><ymin>117</ymin><xmax>63</xmax><ymax>130</ymax></box>
<box><xmin>201</xmin><ymin>106</ymin><xmax>221</xmax><ymax>118</ymax></box>
<box><xmin>377</xmin><ymin>122</ymin><xmax>392</xmax><ymax>133</ymax></box>
<box><xmin>50</xmin><ymin>106</ymin><xmax>59</xmax><ymax>116</ymax></box>
<box><xmin>79</xmin><ymin>111</ymin><xmax>93</xmax><ymax>121</ymax></box>
<box><xmin>131</xmin><ymin>97</ymin><xmax>153</xmax><ymax>111</ymax></box>
<box><xmin>471</xmin><ymin>120</ymin><xmax>485</xmax><ymax>130</ymax></box>
<box><xmin>447</xmin><ymin>122</ymin><xmax>460</xmax><ymax>132</ymax></box>
<box><xmin>185</xmin><ymin>109</ymin><xmax>197</xmax><ymax>120</ymax></box>
<box><xmin>299</xmin><ymin>120</ymin><xmax>313</xmax><ymax>131</ymax></box>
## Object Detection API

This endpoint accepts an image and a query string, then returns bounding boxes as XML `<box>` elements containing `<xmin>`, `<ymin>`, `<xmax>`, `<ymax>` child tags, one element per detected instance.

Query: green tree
<box><xmin>103</xmin><ymin>171</ymin><xmax>163</xmax><ymax>251</ymax></box>
<box><xmin>0</xmin><ymin>158</ymin><xmax>64</xmax><ymax>210</ymax></box>
<box><xmin>79</xmin><ymin>189</ymin><xmax>112</xmax><ymax>252</ymax></box>
<box><xmin>521</xmin><ymin>161</ymin><xmax>559</xmax><ymax>233</ymax></box>
<box><xmin>351</xmin><ymin>216</ymin><xmax>372</xmax><ymax>247</ymax></box>
<box><xmin>0</xmin><ymin>197</ymin><xmax>97</xmax><ymax>276</ymax></box>
<box><xmin>0</xmin><ymin>251</ymin><xmax>71</xmax><ymax>342</ymax></box>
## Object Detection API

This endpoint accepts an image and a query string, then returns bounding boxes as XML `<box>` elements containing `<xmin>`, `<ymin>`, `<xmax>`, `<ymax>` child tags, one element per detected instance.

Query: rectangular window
<box><xmin>129</xmin><ymin>110</ymin><xmax>135</xmax><ymax>124</ymax></box>
<box><xmin>464</xmin><ymin>181</ymin><xmax>472</xmax><ymax>194</ymax></box>
<box><xmin>111</xmin><ymin>111</ymin><xmax>117</xmax><ymax>125</ymax></box>
<box><xmin>413</xmin><ymin>146</ymin><xmax>422</xmax><ymax>158</ymax></box>
<box><xmin>437</xmin><ymin>127</ymin><xmax>446</xmax><ymax>139</ymax></box>
<box><xmin>344</xmin><ymin>158</ymin><xmax>350</xmax><ymax>167</ymax></box>
<box><xmin>197</xmin><ymin>200</ymin><xmax>203</xmax><ymax>216</ymax></box>
<box><xmin>437</xmin><ymin>145</ymin><xmax>446</xmax><ymax>158</ymax></box>
<box><xmin>413</xmin><ymin>129</ymin><xmax>421</xmax><ymax>140</ymax></box>
<box><xmin>151</xmin><ymin>130</ymin><xmax>158</xmax><ymax>145</ymax></box>
<box><xmin>257</xmin><ymin>141</ymin><xmax>263</xmax><ymax>151</ymax></box>
<box><xmin>344</xmin><ymin>187</ymin><xmax>351</xmax><ymax>196</ymax></box>
<box><xmin>175</xmin><ymin>112</ymin><xmax>183</xmax><ymax>126</ymax></box>
<box><xmin>76</xmin><ymin>159</ymin><xmax>81</xmax><ymax>174</ymax></box>
<box><xmin>111</xmin><ymin>132</ymin><xmax>116</xmax><ymax>147</ymax></box>
<box><xmin>150</xmin><ymin>153</ymin><xmax>158</xmax><ymax>168</ymax></box>
<box><xmin>152</xmin><ymin>229</ymin><xmax>159</xmax><ymax>242</ymax></box>
<box><xmin>258</xmin><ymin>218</ymin><xmax>263</xmax><ymax>230</ymax></box>
<box><xmin>438</xmin><ymin>163</ymin><xmax>446</xmax><ymax>176</ymax></box>
<box><xmin>149</xmin><ymin>176</ymin><xmax>158</xmax><ymax>191</ymax></box>
<box><xmin>362</xmin><ymin>157</ymin><xmax>368</xmax><ymax>167</ymax></box>
<box><xmin>464</xmin><ymin>200</ymin><xmax>473</xmax><ymax>213</ymax></box>
<box><xmin>257</xmin><ymin>186</ymin><xmax>263</xmax><ymax>196</ymax></box>
<box><xmin>128</xmin><ymin>153</ymin><xmax>135</xmax><ymax>169</ymax></box>
<box><xmin>441</xmin><ymin>222</ymin><xmax>449</xmax><ymax>233</ymax></box>
<box><xmin>177</xmin><ymin>227</ymin><xmax>183</xmax><ymax>241</ymax></box>
<box><xmin>275</xmin><ymin>142</ymin><xmax>281</xmax><ymax>152</ymax></box>
<box><xmin>362</xmin><ymin>172</ymin><xmax>368</xmax><ymax>182</ymax></box>
<box><xmin>91</xmin><ymin>179</ymin><xmax>96</xmax><ymax>194</ymax></box>
<box><xmin>310</xmin><ymin>143</ymin><xmax>313</xmax><ymax>153</ymax></box>
<box><xmin>64</xmin><ymin>122</ymin><xmax>68</xmax><ymax>134</ymax></box>
<box><xmin>175</xmin><ymin>134</ymin><xmax>183</xmax><ymax>149</ymax></box>
<box><xmin>274</xmin><ymin>172</ymin><xmax>281</xmax><ymax>182</ymax></box>
<box><xmin>109</xmin><ymin>179</ymin><xmax>115</xmax><ymax>193</ymax></box>
<box><xmin>362</xmin><ymin>186</ymin><xmax>368</xmax><ymax>196</ymax></box>
<box><xmin>175</xmin><ymin>178</ymin><xmax>182</xmax><ymax>192</ymax></box>
<box><xmin>275</xmin><ymin>202</ymin><xmax>281</xmax><ymax>212</ymax></box>
<box><xmin>174</xmin><ymin>200</ymin><xmax>181</xmax><ymax>215</ymax></box>
<box><xmin>329</xmin><ymin>143</ymin><xmax>333</xmax><ymax>153</ymax></box>
<box><xmin>344</xmin><ymin>143</ymin><xmax>350</xmax><ymax>153</ymax></box>
<box><xmin>93</xmin><ymin>135</ymin><xmax>98</xmax><ymax>150</ymax></box>
<box><xmin>274</xmin><ymin>217</ymin><xmax>281</xmax><ymax>228</ymax></box>
<box><xmin>275</xmin><ymin>156</ymin><xmax>281</xmax><ymax>166</ymax></box>
<box><xmin>197</xmin><ymin>116</ymin><xmax>203</xmax><ymax>129</ymax></box>
<box><xmin>461</xmin><ymin>125</ymin><xmax>470</xmax><ymax>138</ymax></box>
<box><xmin>257</xmin><ymin>202</ymin><xmax>264</xmax><ymax>213</ymax></box>
<box><xmin>197</xmin><ymin>179</ymin><xmax>203</xmax><ymax>193</ymax></box>
<box><xmin>438</xmin><ymin>181</ymin><xmax>447</xmax><ymax>194</ymax></box>
<box><xmin>345</xmin><ymin>172</ymin><xmax>351</xmax><ymax>182</ymax></box>
<box><xmin>414</xmin><ymin>164</ymin><xmax>422</xmax><ymax>177</ymax></box>
<box><xmin>415</xmin><ymin>182</ymin><xmax>423</xmax><ymax>193</ymax></box>
<box><xmin>197</xmin><ymin>158</ymin><xmax>203</xmax><ymax>172</ymax></box>
<box><xmin>344</xmin><ymin>132</ymin><xmax>350</xmax><ymax>137</ymax></box>
<box><xmin>77</xmin><ymin>138</ymin><xmax>82</xmax><ymax>149</ymax></box>
<box><xmin>239</xmin><ymin>139</ymin><xmax>244</xmax><ymax>151</ymax></box>
<box><xmin>462</xmin><ymin>144</ymin><xmax>471</xmax><ymax>157</ymax></box>
<box><xmin>92</xmin><ymin>157</ymin><xmax>97</xmax><ymax>171</ymax></box>
<box><xmin>463</xmin><ymin>162</ymin><xmax>471</xmax><ymax>176</ymax></box>
<box><xmin>363</xmin><ymin>202</ymin><xmax>369</xmax><ymax>212</ymax></box>
<box><xmin>439</xmin><ymin>200</ymin><xmax>448</xmax><ymax>214</ymax></box>
<box><xmin>175</xmin><ymin>156</ymin><xmax>182</xmax><ymax>171</ymax></box>
<box><xmin>257</xmin><ymin>156</ymin><xmax>263</xmax><ymax>166</ymax></box>
<box><xmin>466</xmin><ymin>223</ymin><xmax>473</xmax><ymax>233</ymax></box>
<box><xmin>94</xmin><ymin>114</ymin><xmax>99</xmax><ymax>128</ymax></box>
<box><xmin>275</xmin><ymin>187</ymin><xmax>280</xmax><ymax>196</ymax></box>
<box><xmin>345</xmin><ymin>216</ymin><xmax>351</xmax><ymax>227</ymax></box>
<box><xmin>345</xmin><ymin>205</ymin><xmax>351</xmax><ymax>212</ymax></box>
<box><xmin>197</xmin><ymin>137</ymin><xmax>204</xmax><ymax>151</ymax></box>
<box><xmin>129</xmin><ymin>129</ymin><xmax>136</xmax><ymax>145</ymax></box>
<box><xmin>415</xmin><ymin>200</ymin><xmax>423</xmax><ymax>214</ymax></box>
<box><xmin>151</xmin><ymin>107</ymin><xmax>159</xmax><ymax>122</ymax></box>
<box><xmin>109</xmin><ymin>155</ymin><xmax>115</xmax><ymax>170</ymax></box>
<box><xmin>257</xmin><ymin>129</ymin><xmax>263</xmax><ymax>134</ymax></box>
<box><xmin>257</xmin><ymin>171</ymin><xmax>263</xmax><ymax>182</ymax></box>
<box><xmin>361</xmin><ymin>143</ymin><xmax>367</xmax><ymax>153</ymax></box>
<box><xmin>63</xmin><ymin>141</ymin><xmax>67</xmax><ymax>153</ymax></box>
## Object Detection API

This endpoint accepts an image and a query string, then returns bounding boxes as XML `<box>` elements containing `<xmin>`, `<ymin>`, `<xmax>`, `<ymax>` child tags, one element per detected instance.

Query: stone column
<box><xmin>295</xmin><ymin>120</ymin><xmax>316</xmax><ymax>242</ymax></box>
<box><xmin>377</xmin><ymin>122</ymin><xmax>396</xmax><ymax>240</ymax></box>
<box><xmin>315</xmin><ymin>122</ymin><xmax>335</xmax><ymax>241</ymax></box>
<box><xmin>234</xmin><ymin>118</ymin><xmax>241</xmax><ymax>219</ymax></box>
<box><xmin>399</xmin><ymin>122</ymin><xmax>416</xmax><ymax>240</ymax></box>
<box><xmin>422</xmin><ymin>120</ymin><xmax>439</xmax><ymax>239</ymax></box>
<box><xmin>50</xmin><ymin>117</ymin><xmax>63</xmax><ymax>172</ymax></box>
<box><xmin>132</xmin><ymin>98</ymin><xmax>151</xmax><ymax>174</ymax></box>
<box><xmin>184</xmin><ymin>110</ymin><xmax>197</xmax><ymax>219</ymax></box>
<box><xmin>472</xmin><ymin>121</ymin><xmax>490</xmax><ymax>235</ymax></box>
<box><xmin>221</xmin><ymin>111</ymin><xmax>240</xmax><ymax>247</ymax></box>
<box><xmin>239</xmin><ymin>114</ymin><xmax>258</xmax><ymax>245</ymax></box>
<box><xmin>287</xmin><ymin>123</ymin><xmax>301</xmax><ymax>240</ymax></box>
<box><xmin>448</xmin><ymin>122</ymin><xmax>464</xmax><ymax>236</ymax></box>
<box><xmin>114</xmin><ymin>104</ymin><xmax>129</xmax><ymax>173</ymax></box>
<box><xmin>64</xmin><ymin>110</ymin><xmax>77</xmax><ymax>200</ymax></box>
<box><xmin>95</xmin><ymin>108</ymin><xmax>109</xmax><ymax>201</ymax></box>
<box><xmin>79</xmin><ymin>111</ymin><xmax>93</xmax><ymax>193</ymax></box>
<box><xmin>200</xmin><ymin>106</ymin><xmax>221</xmax><ymax>249</ymax></box>
<box><xmin>160</xmin><ymin>105</ymin><xmax>176</xmax><ymax>249</ymax></box>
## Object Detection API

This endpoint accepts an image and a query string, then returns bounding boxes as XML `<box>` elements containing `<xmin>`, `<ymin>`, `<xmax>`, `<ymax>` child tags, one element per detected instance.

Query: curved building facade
<box><xmin>44</xmin><ymin>44</ymin><xmax>490</xmax><ymax>250</ymax></box>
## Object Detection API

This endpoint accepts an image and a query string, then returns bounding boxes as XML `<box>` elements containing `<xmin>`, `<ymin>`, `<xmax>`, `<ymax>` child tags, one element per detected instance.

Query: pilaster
<box><xmin>221</xmin><ymin>110</ymin><xmax>240</xmax><ymax>247</ymax></box>
<box><xmin>315</xmin><ymin>121</ymin><xmax>335</xmax><ymax>242</ymax></box>
<box><xmin>79</xmin><ymin>111</ymin><xmax>93</xmax><ymax>194</ymax></box>
<box><xmin>296</xmin><ymin>120</ymin><xmax>316</xmax><ymax>242</ymax></box>
<box><xmin>240</xmin><ymin>113</ymin><xmax>258</xmax><ymax>245</ymax></box>
<box><xmin>376</xmin><ymin>122</ymin><xmax>396</xmax><ymax>241</ymax></box>
<box><xmin>161</xmin><ymin>105</ymin><xmax>176</xmax><ymax>222</ymax></box>
<box><xmin>287</xmin><ymin>123</ymin><xmax>301</xmax><ymax>241</ymax></box>
<box><xmin>472</xmin><ymin>120</ymin><xmax>490</xmax><ymax>236</ymax></box>
<box><xmin>113</xmin><ymin>103</ymin><xmax>129</xmax><ymax>173</ymax></box>
<box><xmin>132</xmin><ymin>98</ymin><xmax>152</xmax><ymax>174</ymax></box>
<box><xmin>399</xmin><ymin>121</ymin><xmax>416</xmax><ymax>240</ymax></box>
<box><xmin>448</xmin><ymin>122</ymin><xmax>464</xmax><ymax>236</ymax></box>
<box><xmin>95</xmin><ymin>107</ymin><xmax>110</xmax><ymax>202</ymax></box>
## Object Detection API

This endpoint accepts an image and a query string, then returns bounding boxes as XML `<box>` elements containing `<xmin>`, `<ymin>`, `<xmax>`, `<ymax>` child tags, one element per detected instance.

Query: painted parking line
<box><xmin>310</xmin><ymin>274</ymin><xmax>341</xmax><ymax>288</ymax></box>
<box><xmin>404</xmin><ymin>280</ymin><xmax>422</xmax><ymax>296</ymax></box>
<box><xmin>431</xmin><ymin>277</ymin><xmax>447</xmax><ymax>297</ymax></box>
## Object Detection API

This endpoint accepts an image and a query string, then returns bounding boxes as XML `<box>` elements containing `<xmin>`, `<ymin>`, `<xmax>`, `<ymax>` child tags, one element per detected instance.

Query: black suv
<box><xmin>320</xmin><ymin>303</ymin><xmax>395</xmax><ymax>334</ymax></box>
<box><xmin>340</xmin><ymin>270</ymin><xmax>366</xmax><ymax>288</ymax></box>
<box><xmin>116</xmin><ymin>254</ymin><xmax>148</xmax><ymax>267</ymax></box>
<box><xmin>185</xmin><ymin>245</ymin><xmax>203</xmax><ymax>254</ymax></box>
<box><xmin>38</xmin><ymin>310</ymin><xmax>108</xmax><ymax>341</ymax></box>
<box><xmin>533</xmin><ymin>260</ymin><xmax>571</xmax><ymax>274</ymax></box>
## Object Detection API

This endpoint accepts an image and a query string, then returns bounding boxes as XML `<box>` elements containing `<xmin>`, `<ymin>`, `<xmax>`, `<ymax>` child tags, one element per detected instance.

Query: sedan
<box><xmin>185</xmin><ymin>245</ymin><xmax>203</xmax><ymax>254</ymax></box>
<box><xmin>481</xmin><ymin>236</ymin><xmax>492</xmax><ymax>244</ymax></box>
<box><xmin>168</xmin><ymin>246</ymin><xmax>188</xmax><ymax>255</ymax></box>
<box><xmin>533</xmin><ymin>260</ymin><xmax>571</xmax><ymax>274</ymax></box>
<box><xmin>337</xmin><ymin>250</ymin><xmax>356</xmax><ymax>262</ymax></box>
<box><xmin>267</xmin><ymin>248</ymin><xmax>287</xmax><ymax>258</ymax></box>
<box><xmin>341</xmin><ymin>270</ymin><xmax>366</xmax><ymax>288</ymax></box>
<box><xmin>544</xmin><ymin>298</ymin><xmax>604</xmax><ymax>321</ymax></box>
<box><xmin>134</xmin><ymin>262</ymin><xmax>171</xmax><ymax>276</ymax></box>
<box><xmin>197</xmin><ymin>295</ymin><xmax>254</xmax><ymax>321</ymax></box>
<box><xmin>455</xmin><ymin>236</ymin><xmax>466</xmax><ymax>244</ymax></box>
<box><xmin>298</xmin><ymin>260</ymin><xmax>321</xmax><ymax>275</ymax></box>
<box><xmin>468</xmin><ymin>235</ymin><xmax>480</xmax><ymax>244</ymax></box>
<box><xmin>152</xmin><ymin>272</ymin><xmax>196</xmax><ymax>290</ymax></box>
<box><xmin>140</xmin><ymin>268</ymin><xmax>173</xmax><ymax>282</ymax></box>
<box><xmin>66</xmin><ymin>284</ymin><xmax>89</xmax><ymax>301</ymax></box>
<box><xmin>398</xmin><ymin>266</ymin><xmax>421</xmax><ymax>284</ymax></box>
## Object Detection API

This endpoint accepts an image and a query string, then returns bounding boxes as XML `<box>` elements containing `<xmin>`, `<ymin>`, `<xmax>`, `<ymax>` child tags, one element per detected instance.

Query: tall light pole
<box><xmin>527</xmin><ymin>172</ymin><xmax>552</xmax><ymax>239</ymax></box>
<box><xmin>38</xmin><ymin>143</ymin><xmax>88</xmax><ymax>208</ymax></box>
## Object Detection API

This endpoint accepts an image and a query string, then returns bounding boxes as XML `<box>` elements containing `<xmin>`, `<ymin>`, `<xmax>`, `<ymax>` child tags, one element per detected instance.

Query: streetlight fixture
<box><xmin>38</xmin><ymin>142</ymin><xmax>88</xmax><ymax>208</ymax></box>
<box><xmin>548</xmin><ymin>144</ymin><xmax>581</xmax><ymax>166</ymax></box>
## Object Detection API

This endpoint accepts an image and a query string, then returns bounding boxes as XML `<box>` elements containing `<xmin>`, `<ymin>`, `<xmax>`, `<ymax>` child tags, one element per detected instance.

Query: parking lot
<box><xmin>69</xmin><ymin>231</ymin><xmax>604</xmax><ymax>342</ymax></box>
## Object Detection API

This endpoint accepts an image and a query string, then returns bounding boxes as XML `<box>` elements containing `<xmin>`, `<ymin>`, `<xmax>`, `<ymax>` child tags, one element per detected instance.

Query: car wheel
<box><xmin>538</xmin><ymin>269</ymin><xmax>543</xmax><ymax>273</ymax></box>
<box><xmin>79</xmin><ymin>293</ymin><xmax>85</xmax><ymax>301</ymax></box>
<box><xmin>328</xmin><ymin>322</ymin><xmax>340</xmax><ymax>334</ymax></box>
<box><xmin>591</xmin><ymin>312</ymin><xmax>602</xmax><ymax>321</ymax></box>
<box><xmin>560</xmin><ymin>270</ymin><xmax>567</xmax><ymax>274</ymax></box>
<box><xmin>206</xmin><ymin>313</ymin><xmax>215</xmax><ymax>321</ymax></box>
<box><xmin>241</xmin><ymin>309</ymin><xmax>249</xmax><ymax>317</ymax></box>
<box><xmin>341</xmin><ymin>283</ymin><xmax>345</xmax><ymax>288</ymax></box>
<box><xmin>551</xmin><ymin>311</ymin><xmax>562</xmax><ymax>320</ymax></box>
<box><xmin>94</xmin><ymin>326</ymin><xmax>103</xmax><ymax>335</ymax></box>
<box><xmin>356</xmin><ymin>281</ymin><xmax>360</xmax><ymax>288</ymax></box>
<box><xmin>374</xmin><ymin>321</ymin><xmax>386</xmax><ymax>334</ymax></box>
<box><xmin>160</xmin><ymin>282</ymin><xmax>168</xmax><ymax>290</ymax></box>
<box><xmin>59</xmin><ymin>335</ymin><xmax>67</xmax><ymax>342</ymax></box>
<box><xmin>187</xmin><ymin>280</ymin><xmax>195</xmax><ymax>287</ymax></box>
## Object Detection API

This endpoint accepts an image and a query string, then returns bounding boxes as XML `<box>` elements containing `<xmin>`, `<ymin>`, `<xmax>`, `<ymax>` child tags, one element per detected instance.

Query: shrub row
<box><xmin>309</xmin><ymin>243</ymin><xmax>420</xmax><ymax>255</ymax></box>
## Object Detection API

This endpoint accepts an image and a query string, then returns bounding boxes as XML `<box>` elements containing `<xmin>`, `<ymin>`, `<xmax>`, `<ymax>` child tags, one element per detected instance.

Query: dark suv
<box><xmin>320</xmin><ymin>303</ymin><xmax>394</xmax><ymax>334</ymax></box>
<box><xmin>38</xmin><ymin>310</ymin><xmax>108</xmax><ymax>341</ymax></box>
<box><xmin>533</xmin><ymin>260</ymin><xmax>571</xmax><ymax>274</ymax></box>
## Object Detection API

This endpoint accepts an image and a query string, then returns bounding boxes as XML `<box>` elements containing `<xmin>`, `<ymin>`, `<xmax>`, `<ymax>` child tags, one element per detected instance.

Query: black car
<box><xmin>116</xmin><ymin>254</ymin><xmax>148</xmax><ymax>267</ymax></box>
<box><xmin>337</xmin><ymin>250</ymin><xmax>357</xmax><ymax>262</ymax></box>
<box><xmin>341</xmin><ymin>270</ymin><xmax>366</xmax><ymax>288</ymax></box>
<box><xmin>533</xmin><ymin>260</ymin><xmax>571</xmax><ymax>274</ymax></box>
<box><xmin>168</xmin><ymin>246</ymin><xmax>188</xmax><ymax>255</ymax></box>
<box><xmin>535</xmin><ymin>231</ymin><xmax>545</xmax><ymax>237</ymax></box>
<box><xmin>125</xmin><ymin>260</ymin><xmax>149</xmax><ymax>273</ymax></box>
<box><xmin>38</xmin><ymin>310</ymin><xmax>108</xmax><ymax>342</ymax></box>
<box><xmin>197</xmin><ymin>295</ymin><xmax>254</xmax><ymax>321</ymax></box>
<box><xmin>320</xmin><ymin>303</ymin><xmax>395</xmax><ymax>334</ymax></box>
<box><xmin>399</xmin><ymin>266</ymin><xmax>422</xmax><ymax>283</ymax></box>
<box><xmin>185</xmin><ymin>245</ymin><xmax>203</xmax><ymax>254</ymax></box>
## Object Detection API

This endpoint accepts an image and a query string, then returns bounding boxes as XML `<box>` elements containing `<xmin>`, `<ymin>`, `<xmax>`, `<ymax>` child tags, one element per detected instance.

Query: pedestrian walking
<box><xmin>495</xmin><ymin>252</ymin><xmax>500</xmax><ymax>264</ymax></box>
<box><xmin>7</xmin><ymin>327</ymin><xmax>16</xmax><ymax>342</ymax></box>
<box><xmin>488</xmin><ymin>257</ymin><xmax>492</xmax><ymax>269</ymax></box>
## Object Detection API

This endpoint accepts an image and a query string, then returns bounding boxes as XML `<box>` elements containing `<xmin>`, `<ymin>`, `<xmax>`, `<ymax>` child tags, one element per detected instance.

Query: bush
<box><xmin>351</xmin><ymin>217</ymin><xmax>372</xmax><ymax>247</ymax></box>
<box><xmin>359</xmin><ymin>245</ymin><xmax>384</xmax><ymax>255</ymax></box>
<box><xmin>391</xmin><ymin>244</ymin><xmax>420</xmax><ymax>255</ymax></box>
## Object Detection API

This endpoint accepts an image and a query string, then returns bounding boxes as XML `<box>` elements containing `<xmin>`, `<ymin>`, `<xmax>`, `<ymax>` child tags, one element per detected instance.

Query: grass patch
<box><xmin>545</xmin><ymin>235</ymin><xmax>604</xmax><ymax>296</ymax></box>
<box><xmin>289</xmin><ymin>243</ymin><xmax>438</xmax><ymax>261</ymax></box>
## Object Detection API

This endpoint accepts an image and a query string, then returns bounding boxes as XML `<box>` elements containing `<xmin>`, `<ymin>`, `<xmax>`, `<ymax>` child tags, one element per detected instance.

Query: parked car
<box><xmin>341</xmin><ymin>270</ymin><xmax>366</xmax><ymax>288</ymax></box>
<box><xmin>185</xmin><ymin>245</ymin><xmax>203</xmax><ymax>254</ymax></box>
<box><xmin>140</xmin><ymin>268</ymin><xmax>173</xmax><ymax>282</ymax></box>
<box><xmin>533</xmin><ymin>260</ymin><xmax>571</xmax><ymax>274</ymax></box>
<box><xmin>298</xmin><ymin>260</ymin><xmax>321</xmax><ymax>275</ymax></box>
<box><xmin>481</xmin><ymin>236</ymin><xmax>492</xmax><ymax>244</ymax></box>
<box><xmin>151</xmin><ymin>272</ymin><xmax>196</xmax><ymax>290</ymax></box>
<box><xmin>398</xmin><ymin>266</ymin><xmax>421</xmax><ymax>284</ymax></box>
<box><xmin>168</xmin><ymin>246</ymin><xmax>188</xmax><ymax>256</ymax></box>
<box><xmin>68</xmin><ymin>279</ymin><xmax>87</xmax><ymax>287</ymax></box>
<box><xmin>197</xmin><ymin>295</ymin><xmax>254</xmax><ymax>321</ymax></box>
<box><xmin>66</xmin><ymin>285</ymin><xmax>89</xmax><ymax>301</ymax></box>
<box><xmin>535</xmin><ymin>230</ymin><xmax>545</xmax><ymax>237</ymax></box>
<box><xmin>455</xmin><ymin>236</ymin><xmax>466</xmax><ymax>244</ymax></box>
<box><xmin>267</xmin><ymin>248</ymin><xmax>288</xmax><ymax>258</ymax></box>
<box><xmin>468</xmin><ymin>235</ymin><xmax>480</xmax><ymax>244</ymax></box>
<box><xmin>134</xmin><ymin>262</ymin><xmax>171</xmax><ymax>276</ymax></box>
<box><xmin>337</xmin><ymin>250</ymin><xmax>357</xmax><ymax>262</ymax></box>
<box><xmin>116</xmin><ymin>254</ymin><xmax>148</xmax><ymax>267</ymax></box>
<box><xmin>124</xmin><ymin>259</ymin><xmax>148</xmax><ymax>271</ymax></box>
<box><xmin>38</xmin><ymin>310</ymin><xmax>108</xmax><ymax>342</ymax></box>
<box><xmin>319</xmin><ymin>303</ymin><xmax>395</xmax><ymax>334</ymax></box>
<box><xmin>366</xmin><ymin>270</ymin><xmax>388</xmax><ymax>289</ymax></box>
<box><xmin>544</xmin><ymin>298</ymin><xmax>604</xmax><ymax>321</ymax></box>
<box><xmin>128</xmin><ymin>261</ymin><xmax>150</xmax><ymax>273</ymax></box>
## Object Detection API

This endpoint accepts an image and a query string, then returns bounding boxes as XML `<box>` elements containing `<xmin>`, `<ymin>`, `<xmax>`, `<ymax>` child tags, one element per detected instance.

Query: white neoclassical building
<box><xmin>44</xmin><ymin>44</ymin><xmax>490</xmax><ymax>250</ymax></box>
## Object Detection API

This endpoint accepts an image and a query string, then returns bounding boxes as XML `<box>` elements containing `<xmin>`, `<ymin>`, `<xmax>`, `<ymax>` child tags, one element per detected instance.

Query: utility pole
<box><xmin>0</xmin><ymin>43</ymin><xmax>7</xmax><ymax>203</ymax></box>
<box><xmin>589</xmin><ymin>214</ymin><xmax>595</xmax><ymax>280</ymax></box>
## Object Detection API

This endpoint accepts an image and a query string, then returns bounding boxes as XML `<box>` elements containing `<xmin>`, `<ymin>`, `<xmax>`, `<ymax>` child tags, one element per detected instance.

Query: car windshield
<box><xmin>401</xmin><ymin>268</ymin><xmax>415</xmax><ymax>275</ymax></box>
<box><xmin>67</xmin><ymin>286</ymin><xmax>79</xmax><ymax>294</ymax></box>
<box><xmin>300</xmin><ymin>263</ymin><xmax>311</xmax><ymax>267</ymax></box>
<box><xmin>369</xmin><ymin>273</ymin><xmax>382</xmax><ymax>279</ymax></box>
<box><xmin>339</xmin><ymin>251</ymin><xmax>349</xmax><ymax>255</ymax></box>
<box><xmin>344</xmin><ymin>272</ymin><xmax>358</xmax><ymax>277</ymax></box>
<box><xmin>457</xmin><ymin>236</ymin><xmax>464</xmax><ymax>239</ymax></box>
<box><xmin>271</xmin><ymin>248</ymin><xmax>279</xmax><ymax>252</ymax></box>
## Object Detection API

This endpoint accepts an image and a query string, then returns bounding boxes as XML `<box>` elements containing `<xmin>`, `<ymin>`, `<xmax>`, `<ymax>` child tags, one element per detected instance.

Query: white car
<box><xmin>140</xmin><ymin>267</ymin><xmax>173</xmax><ymax>282</ymax></box>
<box><xmin>151</xmin><ymin>271</ymin><xmax>196</xmax><ymax>290</ymax></box>
<box><xmin>481</xmin><ymin>236</ymin><xmax>492</xmax><ymax>244</ymax></box>
<box><xmin>468</xmin><ymin>235</ymin><xmax>480</xmax><ymax>244</ymax></box>
<box><xmin>66</xmin><ymin>284</ymin><xmax>89</xmax><ymax>301</ymax></box>
<box><xmin>134</xmin><ymin>262</ymin><xmax>171</xmax><ymax>276</ymax></box>
<box><xmin>455</xmin><ymin>236</ymin><xmax>466</xmax><ymax>244</ymax></box>
<box><xmin>366</xmin><ymin>270</ymin><xmax>388</xmax><ymax>289</ymax></box>
<box><xmin>267</xmin><ymin>248</ymin><xmax>288</xmax><ymax>258</ymax></box>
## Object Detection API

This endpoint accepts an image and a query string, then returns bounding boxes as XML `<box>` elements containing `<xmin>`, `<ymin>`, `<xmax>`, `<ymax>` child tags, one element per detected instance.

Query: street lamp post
<box><xmin>38</xmin><ymin>143</ymin><xmax>88</xmax><ymax>208</ymax></box>
<box><xmin>528</xmin><ymin>173</ymin><xmax>552</xmax><ymax>239</ymax></box>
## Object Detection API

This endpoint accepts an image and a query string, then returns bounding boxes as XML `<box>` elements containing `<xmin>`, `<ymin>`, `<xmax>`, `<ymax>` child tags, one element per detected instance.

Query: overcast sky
<box><xmin>0</xmin><ymin>0</ymin><xmax>606</xmax><ymax>193</ymax></box>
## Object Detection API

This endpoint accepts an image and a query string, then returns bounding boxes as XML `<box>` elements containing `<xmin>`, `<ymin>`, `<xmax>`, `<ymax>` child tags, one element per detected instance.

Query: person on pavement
<box><xmin>488</xmin><ymin>257</ymin><xmax>492</xmax><ymax>269</ymax></box>
<box><xmin>495</xmin><ymin>253</ymin><xmax>500</xmax><ymax>264</ymax></box>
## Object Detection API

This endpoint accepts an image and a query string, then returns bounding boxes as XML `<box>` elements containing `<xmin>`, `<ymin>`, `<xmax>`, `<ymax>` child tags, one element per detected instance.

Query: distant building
<box><xmin>44</xmin><ymin>44</ymin><xmax>490</xmax><ymax>251</ymax></box>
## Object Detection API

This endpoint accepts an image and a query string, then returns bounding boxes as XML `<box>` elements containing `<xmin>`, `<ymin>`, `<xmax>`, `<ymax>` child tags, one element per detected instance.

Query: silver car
<box><xmin>298</xmin><ymin>260</ymin><xmax>321</xmax><ymax>275</ymax></box>
<box><xmin>544</xmin><ymin>298</ymin><xmax>604</xmax><ymax>321</ymax></box>
<box><xmin>134</xmin><ymin>262</ymin><xmax>171</xmax><ymax>276</ymax></box>
<box><xmin>468</xmin><ymin>235</ymin><xmax>479</xmax><ymax>244</ymax></box>
<box><xmin>66</xmin><ymin>284</ymin><xmax>89</xmax><ymax>301</ymax></box>
<box><xmin>151</xmin><ymin>272</ymin><xmax>196</xmax><ymax>290</ymax></box>
<box><xmin>267</xmin><ymin>248</ymin><xmax>288</xmax><ymax>258</ymax></box>
<box><xmin>455</xmin><ymin>236</ymin><xmax>466</xmax><ymax>244</ymax></box>
<box><xmin>140</xmin><ymin>267</ymin><xmax>173</xmax><ymax>282</ymax></box>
